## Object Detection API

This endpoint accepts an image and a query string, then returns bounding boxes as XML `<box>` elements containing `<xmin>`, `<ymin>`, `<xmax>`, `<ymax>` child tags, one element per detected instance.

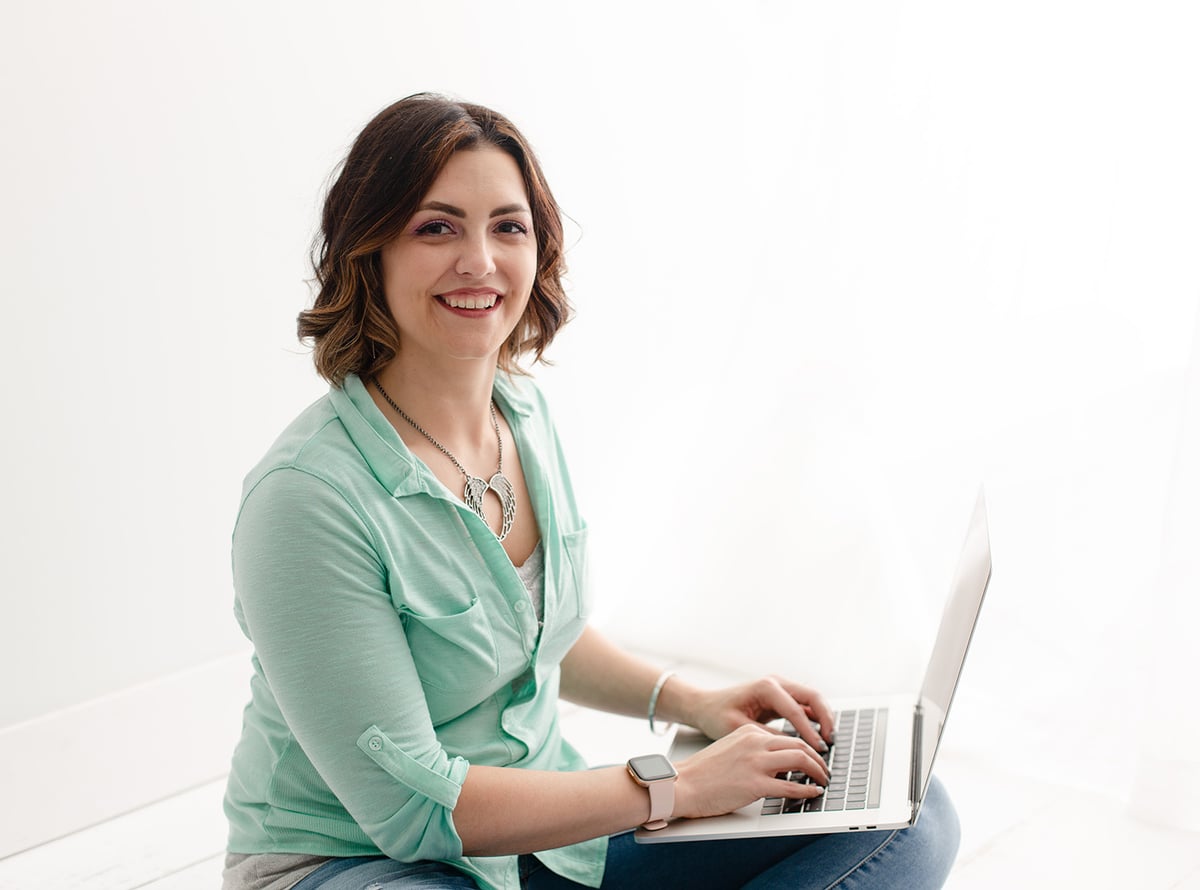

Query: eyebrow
<box><xmin>418</xmin><ymin>200</ymin><xmax>531</xmax><ymax>218</ymax></box>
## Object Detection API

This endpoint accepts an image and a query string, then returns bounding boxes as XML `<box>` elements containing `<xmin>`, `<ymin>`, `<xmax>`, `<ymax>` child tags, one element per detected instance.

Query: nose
<box><xmin>455</xmin><ymin>231</ymin><xmax>495</xmax><ymax>278</ymax></box>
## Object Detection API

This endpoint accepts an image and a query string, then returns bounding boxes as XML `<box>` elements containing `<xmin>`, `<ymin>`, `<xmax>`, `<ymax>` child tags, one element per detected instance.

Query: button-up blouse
<box><xmin>223</xmin><ymin>374</ymin><xmax>605</xmax><ymax>890</ymax></box>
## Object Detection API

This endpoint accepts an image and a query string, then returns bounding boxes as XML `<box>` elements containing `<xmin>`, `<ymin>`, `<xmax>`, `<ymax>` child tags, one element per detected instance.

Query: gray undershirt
<box><xmin>222</xmin><ymin>541</ymin><xmax>546</xmax><ymax>890</ymax></box>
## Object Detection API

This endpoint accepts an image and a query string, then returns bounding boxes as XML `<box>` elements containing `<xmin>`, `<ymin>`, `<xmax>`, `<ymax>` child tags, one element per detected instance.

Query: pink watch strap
<box><xmin>644</xmin><ymin>778</ymin><xmax>674</xmax><ymax>829</ymax></box>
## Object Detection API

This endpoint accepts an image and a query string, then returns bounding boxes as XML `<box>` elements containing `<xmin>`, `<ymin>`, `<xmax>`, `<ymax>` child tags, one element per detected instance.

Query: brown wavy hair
<box><xmin>298</xmin><ymin>94</ymin><xmax>570</xmax><ymax>384</ymax></box>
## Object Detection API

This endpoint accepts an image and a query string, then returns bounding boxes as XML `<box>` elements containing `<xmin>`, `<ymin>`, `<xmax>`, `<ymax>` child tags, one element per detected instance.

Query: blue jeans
<box><xmin>292</xmin><ymin>776</ymin><xmax>959</xmax><ymax>889</ymax></box>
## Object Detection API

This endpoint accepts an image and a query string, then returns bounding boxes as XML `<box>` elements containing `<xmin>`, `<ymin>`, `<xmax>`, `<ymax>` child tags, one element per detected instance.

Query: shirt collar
<box><xmin>330</xmin><ymin>372</ymin><xmax>535</xmax><ymax>498</ymax></box>
<box><xmin>492</xmin><ymin>371</ymin><xmax>535</xmax><ymax>419</ymax></box>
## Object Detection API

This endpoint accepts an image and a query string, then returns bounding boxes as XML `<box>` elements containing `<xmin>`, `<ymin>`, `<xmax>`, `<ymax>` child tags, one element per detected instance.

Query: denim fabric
<box><xmin>290</xmin><ymin>858</ymin><xmax>479</xmax><ymax>890</ymax></box>
<box><xmin>293</xmin><ymin>777</ymin><xmax>959</xmax><ymax>890</ymax></box>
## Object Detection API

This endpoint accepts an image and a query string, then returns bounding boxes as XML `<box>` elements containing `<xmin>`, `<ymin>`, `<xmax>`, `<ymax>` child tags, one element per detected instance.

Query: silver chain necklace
<box><xmin>372</xmin><ymin>378</ymin><xmax>516</xmax><ymax>542</ymax></box>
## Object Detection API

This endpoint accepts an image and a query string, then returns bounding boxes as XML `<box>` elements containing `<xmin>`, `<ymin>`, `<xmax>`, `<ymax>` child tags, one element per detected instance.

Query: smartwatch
<box><xmin>626</xmin><ymin>753</ymin><xmax>677</xmax><ymax>830</ymax></box>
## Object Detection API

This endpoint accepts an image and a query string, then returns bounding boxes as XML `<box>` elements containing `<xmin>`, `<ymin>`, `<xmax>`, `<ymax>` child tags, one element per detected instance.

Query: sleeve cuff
<box><xmin>357</xmin><ymin>725</ymin><xmax>468</xmax><ymax>810</ymax></box>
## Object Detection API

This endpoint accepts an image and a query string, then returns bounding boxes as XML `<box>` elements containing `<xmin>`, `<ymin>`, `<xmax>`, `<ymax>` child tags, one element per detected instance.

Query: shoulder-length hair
<box><xmin>298</xmin><ymin>94</ymin><xmax>570</xmax><ymax>384</ymax></box>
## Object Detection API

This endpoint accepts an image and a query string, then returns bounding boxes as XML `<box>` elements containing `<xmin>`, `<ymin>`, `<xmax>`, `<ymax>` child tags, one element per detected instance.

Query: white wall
<box><xmin>3</xmin><ymin>0</ymin><xmax>1198</xmax><ymax>839</ymax></box>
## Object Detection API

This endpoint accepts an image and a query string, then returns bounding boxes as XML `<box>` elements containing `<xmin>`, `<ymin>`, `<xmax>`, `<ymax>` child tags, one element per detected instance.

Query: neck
<box><xmin>371</xmin><ymin>351</ymin><xmax>501</xmax><ymax>449</ymax></box>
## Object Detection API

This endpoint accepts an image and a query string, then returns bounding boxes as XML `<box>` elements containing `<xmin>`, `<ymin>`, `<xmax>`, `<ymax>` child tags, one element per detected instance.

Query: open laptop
<box><xmin>636</xmin><ymin>489</ymin><xmax>991</xmax><ymax>842</ymax></box>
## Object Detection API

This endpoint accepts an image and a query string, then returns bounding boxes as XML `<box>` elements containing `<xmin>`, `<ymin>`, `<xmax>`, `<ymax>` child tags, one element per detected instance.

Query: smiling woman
<box><xmin>379</xmin><ymin>148</ymin><xmax>537</xmax><ymax>368</ymax></box>
<box><xmin>297</xmin><ymin>95</ymin><xmax>570</xmax><ymax>385</ymax></box>
<box><xmin>220</xmin><ymin>94</ymin><xmax>960</xmax><ymax>890</ymax></box>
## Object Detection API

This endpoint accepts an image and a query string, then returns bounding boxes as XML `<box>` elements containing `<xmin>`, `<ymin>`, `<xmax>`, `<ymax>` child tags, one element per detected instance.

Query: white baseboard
<box><xmin>0</xmin><ymin>650</ymin><xmax>251</xmax><ymax>859</ymax></box>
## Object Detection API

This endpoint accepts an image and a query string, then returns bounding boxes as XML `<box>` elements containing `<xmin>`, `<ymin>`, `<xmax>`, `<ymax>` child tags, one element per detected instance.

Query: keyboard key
<box><xmin>762</xmin><ymin>706</ymin><xmax>891</xmax><ymax>824</ymax></box>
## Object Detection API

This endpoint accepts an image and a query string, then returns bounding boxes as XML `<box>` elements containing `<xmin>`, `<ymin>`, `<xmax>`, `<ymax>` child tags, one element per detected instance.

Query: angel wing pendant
<box><xmin>462</xmin><ymin>472</ymin><xmax>516</xmax><ymax>542</ymax></box>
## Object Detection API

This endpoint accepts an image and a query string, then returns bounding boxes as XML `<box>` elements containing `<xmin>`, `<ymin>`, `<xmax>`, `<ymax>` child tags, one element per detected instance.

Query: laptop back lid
<box><xmin>913</xmin><ymin>489</ymin><xmax>992</xmax><ymax>810</ymax></box>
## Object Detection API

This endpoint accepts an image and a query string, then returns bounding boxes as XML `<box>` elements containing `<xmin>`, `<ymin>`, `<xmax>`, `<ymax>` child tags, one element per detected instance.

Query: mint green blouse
<box><xmin>223</xmin><ymin>374</ymin><xmax>606</xmax><ymax>890</ymax></box>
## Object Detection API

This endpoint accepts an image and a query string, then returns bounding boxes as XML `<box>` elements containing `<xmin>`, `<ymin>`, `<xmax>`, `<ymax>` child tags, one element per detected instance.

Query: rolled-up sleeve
<box><xmin>233</xmin><ymin>465</ymin><xmax>467</xmax><ymax>862</ymax></box>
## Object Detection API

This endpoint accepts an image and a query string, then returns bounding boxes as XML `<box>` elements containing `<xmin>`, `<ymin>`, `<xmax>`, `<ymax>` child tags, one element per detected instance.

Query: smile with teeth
<box><xmin>439</xmin><ymin>292</ymin><xmax>499</xmax><ymax>310</ymax></box>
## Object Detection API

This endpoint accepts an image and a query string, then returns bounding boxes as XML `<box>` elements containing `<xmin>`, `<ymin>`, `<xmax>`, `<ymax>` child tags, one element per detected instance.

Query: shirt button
<box><xmin>368</xmin><ymin>736</ymin><xmax>383</xmax><ymax>751</ymax></box>
<box><xmin>514</xmin><ymin>600</ymin><xmax>528</xmax><ymax>613</ymax></box>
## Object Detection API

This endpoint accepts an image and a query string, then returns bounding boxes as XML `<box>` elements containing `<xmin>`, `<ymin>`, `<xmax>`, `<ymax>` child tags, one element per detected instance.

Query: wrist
<box><xmin>649</xmin><ymin>673</ymin><xmax>693</xmax><ymax>726</ymax></box>
<box><xmin>654</xmin><ymin>676</ymin><xmax>708</xmax><ymax>731</ymax></box>
<box><xmin>667</xmin><ymin>757</ymin><xmax>704</xmax><ymax>821</ymax></box>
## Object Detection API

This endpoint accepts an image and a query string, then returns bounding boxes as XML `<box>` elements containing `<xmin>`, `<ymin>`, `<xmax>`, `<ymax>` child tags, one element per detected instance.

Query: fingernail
<box><xmin>818</xmin><ymin>741</ymin><xmax>829</xmax><ymax>753</ymax></box>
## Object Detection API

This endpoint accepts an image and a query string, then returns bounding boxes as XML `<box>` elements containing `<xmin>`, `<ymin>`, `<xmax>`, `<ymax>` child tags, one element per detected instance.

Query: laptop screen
<box><xmin>915</xmin><ymin>490</ymin><xmax>992</xmax><ymax>808</ymax></box>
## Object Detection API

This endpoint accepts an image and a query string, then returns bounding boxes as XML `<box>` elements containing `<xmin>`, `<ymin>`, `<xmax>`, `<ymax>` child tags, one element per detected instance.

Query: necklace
<box><xmin>372</xmin><ymin>378</ymin><xmax>516</xmax><ymax>542</ymax></box>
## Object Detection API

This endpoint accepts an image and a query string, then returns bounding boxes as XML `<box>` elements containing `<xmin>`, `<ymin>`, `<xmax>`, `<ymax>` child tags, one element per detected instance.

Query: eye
<box><xmin>495</xmin><ymin>220</ymin><xmax>530</xmax><ymax>235</ymax></box>
<box><xmin>415</xmin><ymin>219</ymin><xmax>455</xmax><ymax>236</ymax></box>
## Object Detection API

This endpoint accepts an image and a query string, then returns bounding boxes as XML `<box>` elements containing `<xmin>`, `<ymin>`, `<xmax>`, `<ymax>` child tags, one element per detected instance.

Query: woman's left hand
<box><xmin>686</xmin><ymin>675</ymin><xmax>836</xmax><ymax>753</ymax></box>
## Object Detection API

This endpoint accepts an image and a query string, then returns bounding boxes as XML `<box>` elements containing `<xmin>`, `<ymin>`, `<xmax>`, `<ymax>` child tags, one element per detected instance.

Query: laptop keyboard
<box><xmin>761</xmin><ymin>707</ymin><xmax>888</xmax><ymax>815</ymax></box>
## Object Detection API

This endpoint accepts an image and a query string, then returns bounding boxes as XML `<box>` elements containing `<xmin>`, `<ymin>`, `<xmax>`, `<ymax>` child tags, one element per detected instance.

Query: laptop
<box><xmin>636</xmin><ymin>489</ymin><xmax>991</xmax><ymax>842</ymax></box>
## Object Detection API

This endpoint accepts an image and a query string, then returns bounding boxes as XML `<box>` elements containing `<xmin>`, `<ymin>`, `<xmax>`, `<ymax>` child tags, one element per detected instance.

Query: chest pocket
<box><xmin>398</xmin><ymin>594</ymin><xmax>500</xmax><ymax>695</ymax></box>
<box><xmin>537</xmin><ymin>526</ymin><xmax>592</xmax><ymax>665</ymax></box>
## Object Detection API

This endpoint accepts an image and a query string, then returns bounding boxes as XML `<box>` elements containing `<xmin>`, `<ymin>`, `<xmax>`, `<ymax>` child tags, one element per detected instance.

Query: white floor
<box><xmin>3</xmin><ymin>709</ymin><xmax>1198</xmax><ymax>889</ymax></box>
<box><xmin>936</xmin><ymin>748</ymin><xmax>1200</xmax><ymax>889</ymax></box>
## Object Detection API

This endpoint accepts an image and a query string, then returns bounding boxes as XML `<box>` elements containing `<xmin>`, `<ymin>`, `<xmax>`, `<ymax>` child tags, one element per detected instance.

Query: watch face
<box><xmin>628</xmin><ymin>753</ymin><xmax>677</xmax><ymax>782</ymax></box>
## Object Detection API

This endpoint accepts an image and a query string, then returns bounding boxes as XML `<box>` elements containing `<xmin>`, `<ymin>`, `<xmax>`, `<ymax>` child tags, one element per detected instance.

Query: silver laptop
<box><xmin>636</xmin><ymin>489</ymin><xmax>991</xmax><ymax>842</ymax></box>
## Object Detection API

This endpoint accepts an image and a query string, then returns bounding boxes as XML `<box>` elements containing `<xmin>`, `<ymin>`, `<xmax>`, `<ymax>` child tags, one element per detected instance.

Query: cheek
<box><xmin>383</xmin><ymin>252</ymin><xmax>439</xmax><ymax>304</ymax></box>
<box><xmin>515</xmin><ymin>247</ymin><xmax>539</xmax><ymax>292</ymax></box>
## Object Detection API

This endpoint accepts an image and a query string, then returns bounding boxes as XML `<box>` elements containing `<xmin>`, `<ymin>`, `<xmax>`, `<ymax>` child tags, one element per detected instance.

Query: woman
<box><xmin>222</xmin><ymin>94</ymin><xmax>960</xmax><ymax>890</ymax></box>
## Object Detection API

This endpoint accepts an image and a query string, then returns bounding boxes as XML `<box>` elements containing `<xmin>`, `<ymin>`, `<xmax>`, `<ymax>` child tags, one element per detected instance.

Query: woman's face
<box><xmin>380</xmin><ymin>146</ymin><xmax>537</xmax><ymax>370</ymax></box>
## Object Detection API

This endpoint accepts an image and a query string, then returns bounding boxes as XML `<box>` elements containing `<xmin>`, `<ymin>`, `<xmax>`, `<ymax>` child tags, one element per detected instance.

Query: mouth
<box><xmin>437</xmin><ymin>289</ymin><xmax>501</xmax><ymax>311</ymax></box>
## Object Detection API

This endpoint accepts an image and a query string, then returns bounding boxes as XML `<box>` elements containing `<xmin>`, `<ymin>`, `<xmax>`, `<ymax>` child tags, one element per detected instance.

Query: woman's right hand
<box><xmin>672</xmin><ymin>723</ymin><xmax>830</xmax><ymax>820</ymax></box>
